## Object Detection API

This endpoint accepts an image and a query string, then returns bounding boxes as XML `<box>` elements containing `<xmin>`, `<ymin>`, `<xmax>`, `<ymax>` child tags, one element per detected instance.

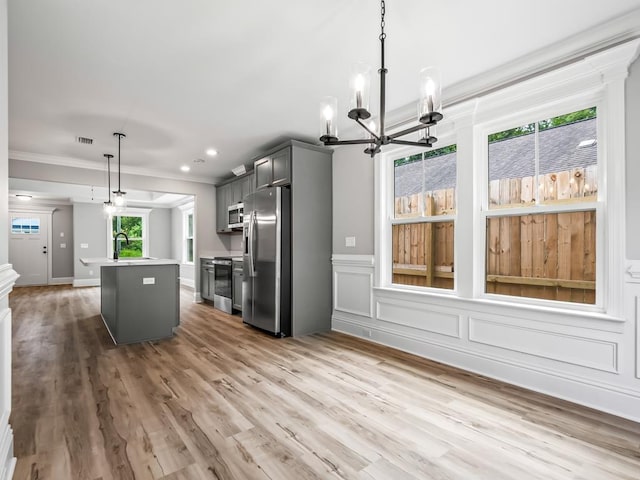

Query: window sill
<box><xmin>373</xmin><ymin>285</ymin><xmax>625</xmax><ymax>326</ymax></box>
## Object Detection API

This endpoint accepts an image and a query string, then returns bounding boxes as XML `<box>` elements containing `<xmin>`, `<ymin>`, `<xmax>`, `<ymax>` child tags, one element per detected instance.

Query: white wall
<box><xmin>331</xmin><ymin>47</ymin><xmax>640</xmax><ymax>421</ymax></box>
<box><xmin>0</xmin><ymin>0</ymin><xmax>17</xmax><ymax>477</ymax></box>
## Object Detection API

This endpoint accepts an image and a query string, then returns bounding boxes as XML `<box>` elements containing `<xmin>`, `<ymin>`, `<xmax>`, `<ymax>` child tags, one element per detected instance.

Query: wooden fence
<box><xmin>392</xmin><ymin>166</ymin><xmax>597</xmax><ymax>302</ymax></box>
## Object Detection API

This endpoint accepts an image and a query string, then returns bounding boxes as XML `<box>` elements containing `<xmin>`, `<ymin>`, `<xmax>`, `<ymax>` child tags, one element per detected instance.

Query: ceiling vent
<box><xmin>76</xmin><ymin>136</ymin><xmax>93</xmax><ymax>145</ymax></box>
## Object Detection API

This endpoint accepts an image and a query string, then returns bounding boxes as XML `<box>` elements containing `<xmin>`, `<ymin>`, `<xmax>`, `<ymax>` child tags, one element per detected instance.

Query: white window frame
<box><xmin>476</xmin><ymin>95</ymin><xmax>604</xmax><ymax>312</ymax></box>
<box><xmin>374</xmin><ymin>39</ymin><xmax>638</xmax><ymax>320</ymax></box>
<box><xmin>183</xmin><ymin>206</ymin><xmax>194</xmax><ymax>265</ymax></box>
<box><xmin>386</xmin><ymin>140</ymin><xmax>459</xmax><ymax>295</ymax></box>
<box><xmin>106</xmin><ymin>207</ymin><xmax>150</xmax><ymax>259</ymax></box>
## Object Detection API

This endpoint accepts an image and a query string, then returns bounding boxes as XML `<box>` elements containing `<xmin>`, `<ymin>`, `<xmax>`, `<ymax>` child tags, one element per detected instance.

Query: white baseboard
<box><xmin>73</xmin><ymin>278</ymin><xmax>100</xmax><ymax>287</ymax></box>
<box><xmin>332</xmin><ymin>312</ymin><xmax>640</xmax><ymax>423</ymax></box>
<box><xmin>49</xmin><ymin>276</ymin><xmax>73</xmax><ymax>285</ymax></box>
<box><xmin>194</xmin><ymin>292</ymin><xmax>203</xmax><ymax>303</ymax></box>
<box><xmin>180</xmin><ymin>278</ymin><xmax>195</xmax><ymax>290</ymax></box>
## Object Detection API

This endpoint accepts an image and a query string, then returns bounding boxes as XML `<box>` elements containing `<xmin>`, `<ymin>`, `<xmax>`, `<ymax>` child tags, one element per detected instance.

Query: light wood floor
<box><xmin>9</xmin><ymin>285</ymin><xmax>640</xmax><ymax>479</ymax></box>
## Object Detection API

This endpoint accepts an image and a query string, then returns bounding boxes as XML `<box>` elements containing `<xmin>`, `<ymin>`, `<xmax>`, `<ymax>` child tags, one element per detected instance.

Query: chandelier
<box><xmin>112</xmin><ymin>132</ymin><xmax>127</xmax><ymax>208</ymax></box>
<box><xmin>319</xmin><ymin>0</ymin><xmax>443</xmax><ymax>157</ymax></box>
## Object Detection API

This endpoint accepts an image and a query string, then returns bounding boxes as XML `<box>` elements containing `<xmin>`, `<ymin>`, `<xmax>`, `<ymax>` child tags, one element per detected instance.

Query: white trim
<box><xmin>73</xmin><ymin>278</ymin><xmax>100</xmax><ymax>287</ymax></box>
<box><xmin>48</xmin><ymin>276</ymin><xmax>73</xmax><ymax>285</ymax></box>
<box><xmin>331</xmin><ymin>254</ymin><xmax>374</xmax><ymax>267</ymax></box>
<box><xmin>0</xmin><ymin>266</ymin><xmax>18</xmax><ymax>299</ymax></box>
<box><xmin>9</xmin><ymin>150</ymin><xmax>218</xmax><ymax>185</ymax></box>
<box><xmin>332</xmin><ymin>312</ymin><xmax>640</xmax><ymax>423</ymax></box>
<box><xmin>180</xmin><ymin>277</ymin><xmax>195</xmax><ymax>289</ymax></box>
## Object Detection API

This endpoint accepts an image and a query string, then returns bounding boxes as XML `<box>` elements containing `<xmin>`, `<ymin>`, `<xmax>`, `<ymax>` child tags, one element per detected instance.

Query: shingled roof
<box><xmin>394</xmin><ymin>118</ymin><xmax>597</xmax><ymax>197</ymax></box>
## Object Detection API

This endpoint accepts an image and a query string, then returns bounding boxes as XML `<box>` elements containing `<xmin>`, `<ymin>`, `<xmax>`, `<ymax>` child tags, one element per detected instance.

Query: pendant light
<box><xmin>112</xmin><ymin>132</ymin><xmax>127</xmax><ymax>208</ymax></box>
<box><xmin>318</xmin><ymin>0</ymin><xmax>444</xmax><ymax>157</ymax></box>
<box><xmin>103</xmin><ymin>153</ymin><xmax>116</xmax><ymax>215</ymax></box>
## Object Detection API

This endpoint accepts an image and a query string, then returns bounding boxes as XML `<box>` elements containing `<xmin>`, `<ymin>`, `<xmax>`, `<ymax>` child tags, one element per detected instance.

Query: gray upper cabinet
<box><xmin>216</xmin><ymin>183</ymin><xmax>230</xmax><ymax>233</ymax></box>
<box><xmin>254</xmin><ymin>147</ymin><xmax>291</xmax><ymax>191</ymax></box>
<box><xmin>216</xmin><ymin>171</ymin><xmax>254</xmax><ymax>233</ymax></box>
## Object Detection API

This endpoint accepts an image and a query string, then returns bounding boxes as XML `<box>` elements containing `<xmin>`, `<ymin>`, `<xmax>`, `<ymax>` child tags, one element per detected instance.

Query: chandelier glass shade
<box><xmin>319</xmin><ymin>0</ymin><xmax>444</xmax><ymax>157</ymax></box>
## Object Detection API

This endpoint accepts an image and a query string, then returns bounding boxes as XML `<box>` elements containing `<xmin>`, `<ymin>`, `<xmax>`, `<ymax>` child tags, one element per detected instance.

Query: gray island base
<box><xmin>97</xmin><ymin>261</ymin><xmax>180</xmax><ymax>344</ymax></box>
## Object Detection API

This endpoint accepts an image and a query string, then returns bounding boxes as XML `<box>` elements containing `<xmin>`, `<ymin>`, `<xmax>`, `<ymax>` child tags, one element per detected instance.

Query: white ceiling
<box><xmin>8</xmin><ymin>0</ymin><xmax>640</xmax><ymax>184</ymax></box>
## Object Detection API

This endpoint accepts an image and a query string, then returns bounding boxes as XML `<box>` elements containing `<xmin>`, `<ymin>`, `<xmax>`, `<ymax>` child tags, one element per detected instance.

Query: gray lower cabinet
<box><xmin>100</xmin><ymin>263</ymin><xmax>179</xmax><ymax>344</ymax></box>
<box><xmin>232</xmin><ymin>260</ymin><xmax>242</xmax><ymax>311</ymax></box>
<box><xmin>201</xmin><ymin>258</ymin><xmax>215</xmax><ymax>301</ymax></box>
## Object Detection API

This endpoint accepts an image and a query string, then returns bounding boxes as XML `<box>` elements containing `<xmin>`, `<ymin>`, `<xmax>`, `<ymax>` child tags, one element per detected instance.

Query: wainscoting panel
<box><xmin>377</xmin><ymin>298</ymin><xmax>461</xmax><ymax>339</ymax></box>
<box><xmin>0</xmin><ymin>264</ymin><xmax>18</xmax><ymax>480</ymax></box>
<box><xmin>469</xmin><ymin>316</ymin><xmax>618</xmax><ymax>373</ymax></box>
<box><xmin>332</xmin><ymin>255</ymin><xmax>374</xmax><ymax>319</ymax></box>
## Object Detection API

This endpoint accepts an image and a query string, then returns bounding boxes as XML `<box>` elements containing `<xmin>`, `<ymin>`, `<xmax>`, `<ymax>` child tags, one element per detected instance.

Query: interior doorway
<box><xmin>9</xmin><ymin>211</ymin><xmax>50</xmax><ymax>286</ymax></box>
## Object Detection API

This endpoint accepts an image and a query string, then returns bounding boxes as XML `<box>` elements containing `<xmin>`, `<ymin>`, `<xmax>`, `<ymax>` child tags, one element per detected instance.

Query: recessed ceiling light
<box><xmin>206</xmin><ymin>148</ymin><xmax>218</xmax><ymax>156</ymax></box>
<box><xmin>15</xmin><ymin>194</ymin><xmax>32</xmax><ymax>201</ymax></box>
<box><xmin>180</xmin><ymin>165</ymin><xmax>191</xmax><ymax>172</ymax></box>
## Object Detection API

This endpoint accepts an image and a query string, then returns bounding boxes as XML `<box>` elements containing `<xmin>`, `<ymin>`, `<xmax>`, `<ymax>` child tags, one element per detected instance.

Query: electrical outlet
<box><xmin>60</xmin><ymin>243</ymin><xmax>66</xmax><ymax>249</ymax></box>
<box><xmin>345</xmin><ymin>236</ymin><xmax>356</xmax><ymax>247</ymax></box>
<box><xmin>80</xmin><ymin>243</ymin><xmax>88</xmax><ymax>249</ymax></box>
<box><xmin>89</xmin><ymin>270</ymin><xmax>94</xmax><ymax>275</ymax></box>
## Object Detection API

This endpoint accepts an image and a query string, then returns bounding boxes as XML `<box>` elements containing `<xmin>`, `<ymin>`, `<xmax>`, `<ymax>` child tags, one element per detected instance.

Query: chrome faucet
<box><xmin>113</xmin><ymin>232</ymin><xmax>129</xmax><ymax>260</ymax></box>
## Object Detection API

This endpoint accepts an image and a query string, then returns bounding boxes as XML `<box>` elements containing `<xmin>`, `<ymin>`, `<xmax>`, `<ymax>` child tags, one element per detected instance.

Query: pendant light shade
<box><xmin>112</xmin><ymin>132</ymin><xmax>127</xmax><ymax>209</ymax></box>
<box><xmin>103</xmin><ymin>153</ymin><xmax>116</xmax><ymax>215</ymax></box>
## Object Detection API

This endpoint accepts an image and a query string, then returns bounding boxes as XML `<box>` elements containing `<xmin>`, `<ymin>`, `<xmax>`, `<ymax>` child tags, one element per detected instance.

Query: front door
<box><xmin>9</xmin><ymin>212</ymin><xmax>49</xmax><ymax>286</ymax></box>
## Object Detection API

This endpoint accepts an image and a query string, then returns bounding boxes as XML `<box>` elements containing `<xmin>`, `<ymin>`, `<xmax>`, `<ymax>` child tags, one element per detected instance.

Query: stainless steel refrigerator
<box><xmin>242</xmin><ymin>187</ymin><xmax>291</xmax><ymax>336</ymax></box>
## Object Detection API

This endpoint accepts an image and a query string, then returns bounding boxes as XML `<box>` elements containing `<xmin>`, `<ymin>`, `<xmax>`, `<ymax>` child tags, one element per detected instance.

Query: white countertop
<box><xmin>80</xmin><ymin>257</ymin><xmax>179</xmax><ymax>267</ymax></box>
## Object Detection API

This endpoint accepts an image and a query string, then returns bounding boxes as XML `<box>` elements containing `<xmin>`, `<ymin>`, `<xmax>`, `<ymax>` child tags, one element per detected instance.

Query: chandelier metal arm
<box><xmin>388</xmin><ymin>122</ymin><xmax>435</xmax><ymax>141</ymax></box>
<box><xmin>388</xmin><ymin>139</ymin><xmax>432</xmax><ymax>147</ymax></box>
<box><xmin>355</xmin><ymin>118</ymin><xmax>380</xmax><ymax>141</ymax></box>
<box><xmin>322</xmin><ymin>139</ymin><xmax>374</xmax><ymax>146</ymax></box>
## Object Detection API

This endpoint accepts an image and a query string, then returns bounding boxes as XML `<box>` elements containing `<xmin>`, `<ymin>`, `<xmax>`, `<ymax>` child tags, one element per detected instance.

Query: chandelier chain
<box><xmin>379</xmin><ymin>0</ymin><xmax>386</xmax><ymax>40</ymax></box>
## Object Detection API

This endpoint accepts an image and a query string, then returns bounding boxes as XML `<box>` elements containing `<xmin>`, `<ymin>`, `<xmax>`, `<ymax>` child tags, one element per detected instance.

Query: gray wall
<box><xmin>626</xmin><ymin>57</ymin><xmax>640</xmax><ymax>259</ymax></box>
<box><xmin>148</xmin><ymin>208</ymin><xmax>171</xmax><ymax>259</ymax></box>
<box><xmin>73</xmin><ymin>203</ymin><xmax>107</xmax><ymax>281</ymax></box>
<box><xmin>9</xmin><ymin>160</ymin><xmax>228</xmax><ymax>288</ymax></box>
<box><xmin>332</xmin><ymin>145</ymin><xmax>375</xmax><ymax>255</ymax></box>
<box><xmin>51</xmin><ymin>205</ymin><xmax>73</xmax><ymax>278</ymax></box>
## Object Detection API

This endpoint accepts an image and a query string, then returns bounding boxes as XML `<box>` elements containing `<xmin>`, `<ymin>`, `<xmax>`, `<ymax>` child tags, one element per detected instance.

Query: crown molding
<box><xmin>382</xmin><ymin>8</ymin><xmax>640</xmax><ymax>131</ymax></box>
<box><xmin>9</xmin><ymin>150</ymin><xmax>218</xmax><ymax>185</ymax></box>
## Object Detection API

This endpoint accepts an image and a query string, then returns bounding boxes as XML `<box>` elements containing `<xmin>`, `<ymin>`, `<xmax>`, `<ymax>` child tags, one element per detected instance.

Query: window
<box><xmin>184</xmin><ymin>209</ymin><xmax>194</xmax><ymax>264</ymax></box>
<box><xmin>484</xmin><ymin>107</ymin><xmax>598</xmax><ymax>304</ymax></box>
<box><xmin>107</xmin><ymin>209</ymin><xmax>149</xmax><ymax>259</ymax></box>
<box><xmin>391</xmin><ymin>145</ymin><xmax>457</xmax><ymax>290</ymax></box>
<box><xmin>11</xmin><ymin>216</ymin><xmax>40</xmax><ymax>234</ymax></box>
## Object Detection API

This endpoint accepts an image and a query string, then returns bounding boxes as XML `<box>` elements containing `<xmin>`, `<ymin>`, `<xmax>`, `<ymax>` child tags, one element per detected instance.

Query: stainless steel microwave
<box><xmin>228</xmin><ymin>203</ymin><xmax>243</xmax><ymax>229</ymax></box>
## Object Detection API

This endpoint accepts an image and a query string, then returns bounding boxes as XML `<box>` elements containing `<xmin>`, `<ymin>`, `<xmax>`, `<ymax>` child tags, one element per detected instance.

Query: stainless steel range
<box><xmin>212</xmin><ymin>257</ymin><xmax>233</xmax><ymax>314</ymax></box>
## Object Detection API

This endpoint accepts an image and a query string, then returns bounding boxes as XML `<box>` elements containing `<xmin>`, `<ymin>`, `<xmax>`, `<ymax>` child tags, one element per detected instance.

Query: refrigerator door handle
<box><xmin>249</xmin><ymin>210</ymin><xmax>257</xmax><ymax>277</ymax></box>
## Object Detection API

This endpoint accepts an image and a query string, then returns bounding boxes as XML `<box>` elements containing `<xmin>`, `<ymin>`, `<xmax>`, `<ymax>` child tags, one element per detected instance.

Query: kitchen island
<box><xmin>80</xmin><ymin>258</ymin><xmax>180</xmax><ymax>344</ymax></box>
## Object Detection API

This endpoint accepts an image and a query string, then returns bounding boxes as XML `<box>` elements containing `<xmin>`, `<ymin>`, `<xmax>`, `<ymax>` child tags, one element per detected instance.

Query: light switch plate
<box><xmin>60</xmin><ymin>243</ymin><xmax>66</xmax><ymax>249</ymax></box>
<box><xmin>80</xmin><ymin>243</ymin><xmax>89</xmax><ymax>248</ymax></box>
<box><xmin>60</xmin><ymin>232</ymin><xmax>64</xmax><ymax>237</ymax></box>
<box><xmin>345</xmin><ymin>236</ymin><xmax>356</xmax><ymax>247</ymax></box>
